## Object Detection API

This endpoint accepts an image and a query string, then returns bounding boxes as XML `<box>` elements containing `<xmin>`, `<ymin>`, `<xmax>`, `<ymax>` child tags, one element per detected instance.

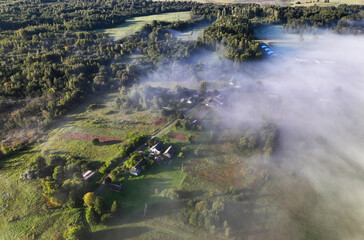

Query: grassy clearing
<box><xmin>96</xmin><ymin>11</ymin><xmax>191</xmax><ymax>40</ymax></box>
<box><xmin>0</xmin><ymin>90</ymin><xmax>179</xmax><ymax>239</ymax></box>
<box><xmin>38</xmin><ymin>92</ymin><xmax>169</xmax><ymax>163</ymax></box>
<box><xmin>0</xmin><ymin>150</ymin><xmax>81</xmax><ymax>239</ymax></box>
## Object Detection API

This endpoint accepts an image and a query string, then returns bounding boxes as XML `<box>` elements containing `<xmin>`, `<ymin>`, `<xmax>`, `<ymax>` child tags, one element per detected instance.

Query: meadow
<box><xmin>96</xmin><ymin>11</ymin><xmax>192</xmax><ymax>40</ymax></box>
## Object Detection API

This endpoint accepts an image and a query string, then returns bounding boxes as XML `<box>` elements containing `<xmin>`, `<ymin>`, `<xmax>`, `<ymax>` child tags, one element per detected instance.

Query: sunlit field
<box><xmin>96</xmin><ymin>12</ymin><xmax>191</xmax><ymax>40</ymax></box>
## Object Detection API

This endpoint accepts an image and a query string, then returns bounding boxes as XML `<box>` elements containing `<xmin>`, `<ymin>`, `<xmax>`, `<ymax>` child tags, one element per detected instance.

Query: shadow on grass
<box><xmin>98</xmin><ymin>140</ymin><xmax>123</xmax><ymax>146</ymax></box>
<box><xmin>0</xmin><ymin>150</ymin><xmax>39</xmax><ymax>169</ymax></box>
<box><xmin>93</xmin><ymin>226</ymin><xmax>150</xmax><ymax>240</ymax></box>
<box><xmin>108</xmin><ymin>200</ymin><xmax>184</xmax><ymax>227</ymax></box>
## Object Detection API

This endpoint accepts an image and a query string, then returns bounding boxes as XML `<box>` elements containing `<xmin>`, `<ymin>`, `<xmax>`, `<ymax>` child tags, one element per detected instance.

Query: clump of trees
<box><xmin>199</xmin><ymin>16</ymin><xmax>263</xmax><ymax>61</ymax></box>
<box><xmin>19</xmin><ymin>153</ymin><xmax>97</xmax><ymax>208</ymax></box>
<box><xmin>83</xmin><ymin>193</ymin><xmax>119</xmax><ymax>225</ymax></box>
<box><xmin>237</xmin><ymin>123</ymin><xmax>279</xmax><ymax>160</ymax></box>
<box><xmin>63</xmin><ymin>210</ymin><xmax>90</xmax><ymax>240</ymax></box>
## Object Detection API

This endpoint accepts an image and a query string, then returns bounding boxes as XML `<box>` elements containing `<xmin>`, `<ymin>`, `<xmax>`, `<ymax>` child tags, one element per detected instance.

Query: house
<box><xmin>130</xmin><ymin>159</ymin><xmax>146</xmax><ymax>176</ymax></box>
<box><xmin>192</xmin><ymin>119</ymin><xmax>200</xmax><ymax>126</ymax></box>
<box><xmin>205</xmin><ymin>98</ymin><xmax>214</xmax><ymax>106</ymax></box>
<box><xmin>107</xmin><ymin>183</ymin><xmax>123</xmax><ymax>192</ymax></box>
<box><xmin>82</xmin><ymin>170</ymin><xmax>95</xmax><ymax>181</ymax></box>
<box><xmin>163</xmin><ymin>146</ymin><xmax>175</xmax><ymax>158</ymax></box>
<box><xmin>150</xmin><ymin>141</ymin><xmax>163</xmax><ymax>155</ymax></box>
<box><xmin>180</xmin><ymin>98</ymin><xmax>186</xmax><ymax>103</ymax></box>
<box><xmin>187</xmin><ymin>97</ymin><xmax>196</xmax><ymax>104</ymax></box>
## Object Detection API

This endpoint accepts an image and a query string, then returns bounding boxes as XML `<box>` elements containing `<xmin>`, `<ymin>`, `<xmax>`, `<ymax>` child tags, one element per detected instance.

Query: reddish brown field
<box><xmin>154</xmin><ymin>117</ymin><xmax>167</xmax><ymax>125</ymax></box>
<box><xmin>193</xmin><ymin>108</ymin><xmax>209</xmax><ymax>119</ymax></box>
<box><xmin>63</xmin><ymin>132</ymin><xmax>122</xmax><ymax>143</ymax></box>
<box><xmin>169</xmin><ymin>132</ymin><xmax>188</xmax><ymax>140</ymax></box>
<box><xmin>168</xmin><ymin>132</ymin><xmax>196</xmax><ymax>141</ymax></box>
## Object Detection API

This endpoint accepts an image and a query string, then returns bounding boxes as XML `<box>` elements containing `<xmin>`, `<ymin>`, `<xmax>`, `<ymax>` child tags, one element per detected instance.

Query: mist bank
<box><xmin>222</xmin><ymin>34</ymin><xmax>364</xmax><ymax>239</ymax></box>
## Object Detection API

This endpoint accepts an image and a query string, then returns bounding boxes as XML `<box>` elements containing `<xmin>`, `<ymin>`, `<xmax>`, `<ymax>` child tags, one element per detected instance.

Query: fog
<box><xmin>121</xmin><ymin>30</ymin><xmax>364</xmax><ymax>238</ymax></box>
<box><xmin>217</xmin><ymin>34</ymin><xmax>364</xmax><ymax>238</ymax></box>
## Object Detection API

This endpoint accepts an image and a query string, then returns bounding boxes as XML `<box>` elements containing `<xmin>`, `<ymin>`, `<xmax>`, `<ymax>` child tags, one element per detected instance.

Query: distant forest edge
<box><xmin>0</xmin><ymin>0</ymin><xmax>363</xmax><ymax>157</ymax></box>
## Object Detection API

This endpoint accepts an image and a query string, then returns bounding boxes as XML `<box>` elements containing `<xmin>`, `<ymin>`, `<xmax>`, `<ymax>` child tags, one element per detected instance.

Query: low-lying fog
<box><xmin>144</xmin><ymin>31</ymin><xmax>364</xmax><ymax>238</ymax></box>
<box><xmin>228</xmin><ymin>34</ymin><xmax>364</xmax><ymax>239</ymax></box>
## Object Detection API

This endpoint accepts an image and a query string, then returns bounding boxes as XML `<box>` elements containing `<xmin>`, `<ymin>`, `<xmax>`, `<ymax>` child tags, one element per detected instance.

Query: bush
<box><xmin>83</xmin><ymin>192</ymin><xmax>96</xmax><ymax>207</ymax></box>
<box><xmin>94</xmin><ymin>196</ymin><xmax>107</xmax><ymax>215</ymax></box>
<box><xmin>100</xmin><ymin>213</ymin><xmax>113</xmax><ymax>223</ymax></box>
<box><xmin>63</xmin><ymin>225</ymin><xmax>88</xmax><ymax>240</ymax></box>
<box><xmin>91</xmin><ymin>138</ymin><xmax>100</xmax><ymax>145</ymax></box>
<box><xmin>87</xmin><ymin>104</ymin><xmax>98</xmax><ymax>111</ymax></box>
<box><xmin>85</xmin><ymin>207</ymin><xmax>99</xmax><ymax>225</ymax></box>
<box><xmin>189</xmin><ymin>211</ymin><xmax>198</xmax><ymax>226</ymax></box>
<box><xmin>160</xmin><ymin>188</ymin><xmax>179</xmax><ymax>200</ymax></box>
<box><xmin>110</xmin><ymin>200</ymin><xmax>119</xmax><ymax>215</ymax></box>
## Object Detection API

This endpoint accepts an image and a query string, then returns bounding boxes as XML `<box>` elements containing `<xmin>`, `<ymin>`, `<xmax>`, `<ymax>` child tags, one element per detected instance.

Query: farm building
<box><xmin>130</xmin><ymin>159</ymin><xmax>146</xmax><ymax>176</ymax></box>
<box><xmin>82</xmin><ymin>170</ymin><xmax>95</xmax><ymax>181</ymax></box>
<box><xmin>150</xmin><ymin>141</ymin><xmax>163</xmax><ymax>155</ymax></box>
<box><xmin>163</xmin><ymin>146</ymin><xmax>175</xmax><ymax>158</ymax></box>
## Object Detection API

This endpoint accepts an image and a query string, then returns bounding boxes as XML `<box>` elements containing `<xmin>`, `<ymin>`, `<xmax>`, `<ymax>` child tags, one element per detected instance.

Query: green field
<box><xmin>96</xmin><ymin>11</ymin><xmax>191</xmax><ymax>40</ymax></box>
<box><xmin>0</xmin><ymin>90</ymin><xmax>176</xmax><ymax>239</ymax></box>
<box><xmin>39</xmin><ymin>91</ymin><xmax>171</xmax><ymax>163</ymax></box>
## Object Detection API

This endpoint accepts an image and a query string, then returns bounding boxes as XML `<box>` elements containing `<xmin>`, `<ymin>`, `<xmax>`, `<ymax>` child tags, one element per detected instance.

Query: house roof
<box><xmin>82</xmin><ymin>170</ymin><xmax>93</xmax><ymax>178</ymax></box>
<box><xmin>164</xmin><ymin>146</ymin><xmax>175</xmax><ymax>155</ymax></box>
<box><xmin>152</xmin><ymin>141</ymin><xmax>163</xmax><ymax>151</ymax></box>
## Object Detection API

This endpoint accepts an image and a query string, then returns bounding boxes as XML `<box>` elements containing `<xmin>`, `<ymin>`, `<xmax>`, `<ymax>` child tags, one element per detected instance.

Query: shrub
<box><xmin>110</xmin><ymin>200</ymin><xmax>119</xmax><ymax>215</ymax></box>
<box><xmin>85</xmin><ymin>207</ymin><xmax>99</xmax><ymax>225</ymax></box>
<box><xmin>87</xmin><ymin>104</ymin><xmax>98</xmax><ymax>111</ymax></box>
<box><xmin>100</xmin><ymin>213</ymin><xmax>113</xmax><ymax>223</ymax></box>
<box><xmin>94</xmin><ymin>196</ymin><xmax>107</xmax><ymax>215</ymax></box>
<box><xmin>225</xmin><ymin>227</ymin><xmax>231</xmax><ymax>238</ymax></box>
<box><xmin>189</xmin><ymin>212</ymin><xmax>198</xmax><ymax>226</ymax></box>
<box><xmin>83</xmin><ymin>192</ymin><xmax>96</xmax><ymax>207</ymax></box>
<box><xmin>63</xmin><ymin>225</ymin><xmax>88</xmax><ymax>240</ymax></box>
<box><xmin>91</xmin><ymin>138</ymin><xmax>100</xmax><ymax>145</ymax></box>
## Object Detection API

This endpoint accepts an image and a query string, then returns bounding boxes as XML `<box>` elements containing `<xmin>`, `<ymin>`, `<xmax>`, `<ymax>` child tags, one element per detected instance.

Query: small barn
<box><xmin>82</xmin><ymin>170</ymin><xmax>96</xmax><ymax>181</ymax></box>
<box><xmin>163</xmin><ymin>146</ymin><xmax>175</xmax><ymax>159</ymax></box>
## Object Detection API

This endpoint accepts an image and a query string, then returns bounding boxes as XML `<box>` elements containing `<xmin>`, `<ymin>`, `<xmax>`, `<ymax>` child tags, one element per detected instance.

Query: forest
<box><xmin>0</xmin><ymin>0</ymin><xmax>362</xmax><ymax>157</ymax></box>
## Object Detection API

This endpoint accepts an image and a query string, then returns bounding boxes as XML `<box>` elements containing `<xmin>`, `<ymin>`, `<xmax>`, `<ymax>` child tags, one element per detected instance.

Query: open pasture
<box><xmin>96</xmin><ymin>11</ymin><xmax>191</xmax><ymax>40</ymax></box>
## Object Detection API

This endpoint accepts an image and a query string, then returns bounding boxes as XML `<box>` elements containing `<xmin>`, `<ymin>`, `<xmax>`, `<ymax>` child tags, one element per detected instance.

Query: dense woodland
<box><xmin>0</xmin><ymin>0</ymin><xmax>363</xmax><ymax>156</ymax></box>
<box><xmin>199</xmin><ymin>16</ymin><xmax>263</xmax><ymax>61</ymax></box>
<box><xmin>0</xmin><ymin>0</ymin><xmax>199</xmax><ymax>31</ymax></box>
